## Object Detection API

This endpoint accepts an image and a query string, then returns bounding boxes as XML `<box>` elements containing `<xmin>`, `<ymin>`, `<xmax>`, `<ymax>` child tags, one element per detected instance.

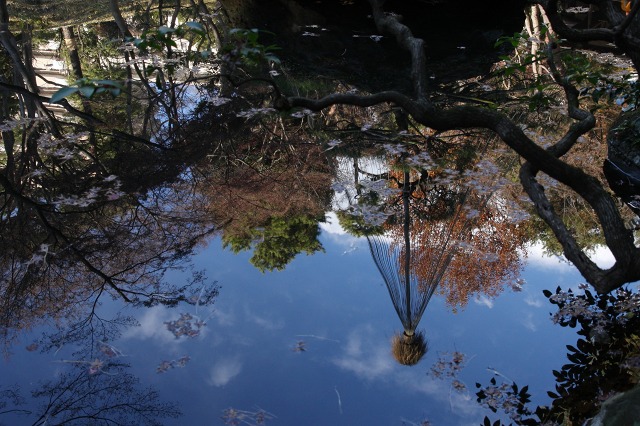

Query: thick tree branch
<box><xmin>368</xmin><ymin>0</ymin><xmax>428</xmax><ymax>100</ymax></box>
<box><xmin>535</xmin><ymin>0</ymin><xmax>616</xmax><ymax>42</ymax></box>
<box><xmin>275</xmin><ymin>0</ymin><xmax>640</xmax><ymax>292</ymax></box>
<box><xmin>535</xmin><ymin>0</ymin><xmax>640</xmax><ymax>67</ymax></box>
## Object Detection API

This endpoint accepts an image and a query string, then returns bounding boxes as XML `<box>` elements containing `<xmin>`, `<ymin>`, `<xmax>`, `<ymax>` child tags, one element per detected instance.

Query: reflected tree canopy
<box><xmin>0</xmin><ymin>306</ymin><xmax>182</xmax><ymax>425</ymax></box>
<box><xmin>1</xmin><ymin>0</ymin><xmax>638</xmax><ymax>299</ymax></box>
<box><xmin>1</xmin><ymin>0</ymin><xmax>640</xmax><ymax>423</ymax></box>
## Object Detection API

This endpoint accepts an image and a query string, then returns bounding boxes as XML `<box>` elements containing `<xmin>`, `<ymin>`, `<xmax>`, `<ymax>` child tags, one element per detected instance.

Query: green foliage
<box><xmin>51</xmin><ymin>20</ymin><xmax>209</xmax><ymax>102</ymax></box>
<box><xmin>335</xmin><ymin>210</ymin><xmax>384</xmax><ymax>237</ymax></box>
<box><xmin>130</xmin><ymin>21</ymin><xmax>208</xmax><ymax>79</ymax></box>
<box><xmin>222</xmin><ymin>214</ymin><xmax>324</xmax><ymax>272</ymax></box>
<box><xmin>132</xmin><ymin>21</ymin><xmax>205</xmax><ymax>54</ymax></box>
<box><xmin>543</xmin><ymin>287</ymin><xmax>640</xmax><ymax>423</ymax></box>
<box><xmin>493</xmin><ymin>31</ymin><xmax>639</xmax><ymax>113</ymax></box>
<box><xmin>70</xmin><ymin>27</ymin><xmax>128</xmax><ymax>81</ymax></box>
<box><xmin>50</xmin><ymin>78</ymin><xmax>123</xmax><ymax>103</ymax></box>
<box><xmin>494</xmin><ymin>31</ymin><xmax>547</xmax><ymax>77</ymax></box>
<box><xmin>556</xmin><ymin>51</ymin><xmax>638</xmax><ymax>110</ymax></box>
<box><xmin>222</xmin><ymin>28</ymin><xmax>281</xmax><ymax>68</ymax></box>
<box><xmin>476</xmin><ymin>287</ymin><xmax>640</xmax><ymax>425</ymax></box>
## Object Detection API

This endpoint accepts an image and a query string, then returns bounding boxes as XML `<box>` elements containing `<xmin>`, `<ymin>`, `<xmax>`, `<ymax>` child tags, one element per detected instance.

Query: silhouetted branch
<box><xmin>275</xmin><ymin>0</ymin><xmax>640</xmax><ymax>292</ymax></box>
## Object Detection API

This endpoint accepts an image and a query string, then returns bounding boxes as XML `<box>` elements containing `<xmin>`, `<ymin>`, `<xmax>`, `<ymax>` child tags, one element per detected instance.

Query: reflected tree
<box><xmin>178</xmin><ymin>81</ymin><xmax>335</xmax><ymax>271</ymax></box>
<box><xmin>336</xmin><ymin>141</ymin><xmax>525</xmax><ymax>309</ymax></box>
<box><xmin>269</xmin><ymin>0</ymin><xmax>640</xmax><ymax>293</ymax></box>
<box><xmin>0</xmin><ymin>0</ymin><xmax>226</xmax><ymax>350</ymax></box>
<box><xmin>368</xmin><ymin>171</ymin><xmax>432</xmax><ymax>365</ymax></box>
<box><xmin>0</xmin><ymin>328</ymin><xmax>182</xmax><ymax>426</ymax></box>
<box><xmin>333</xmin><ymin>138</ymin><xmax>525</xmax><ymax>362</ymax></box>
<box><xmin>368</xmin><ymin>167</ymin><xmax>523</xmax><ymax>364</ymax></box>
<box><xmin>223</xmin><ymin>214</ymin><xmax>325</xmax><ymax>272</ymax></box>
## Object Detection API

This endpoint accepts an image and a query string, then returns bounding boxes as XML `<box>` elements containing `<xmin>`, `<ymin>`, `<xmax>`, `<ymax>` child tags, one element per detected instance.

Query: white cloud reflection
<box><xmin>525</xmin><ymin>243</ymin><xmax>572</xmax><ymax>271</ymax></box>
<box><xmin>332</xmin><ymin>326</ymin><xmax>394</xmax><ymax>381</ymax></box>
<box><xmin>207</xmin><ymin>357</ymin><xmax>243</xmax><ymax>387</ymax></box>
<box><xmin>320</xmin><ymin>212</ymin><xmax>364</xmax><ymax>249</ymax></box>
<box><xmin>522</xmin><ymin>311</ymin><xmax>537</xmax><ymax>332</ymax></box>
<box><xmin>474</xmin><ymin>295</ymin><xmax>494</xmax><ymax>309</ymax></box>
<box><xmin>525</xmin><ymin>242</ymin><xmax>615</xmax><ymax>271</ymax></box>
<box><xmin>320</xmin><ymin>211</ymin><xmax>348</xmax><ymax>235</ymax></box>
<box><xmin>524</xmin><ymin>293</ymin><xmax>544</xmax><ymax>308</ymax></box>
<box><xmin>121</xmin><ymin>306</ymin><xmax>176</xmax><ymax>343</ymax></box>
<box><xmin>244</xmin><ymin>306</ymin><xmax>285</xmax><ymax>330</ymax></box>
<box><xmin>331</xmin><ymin>324</ymin><xmax>485</xmax><ymax>422</ymax></box>
<box><xmin>211</xmin><ymin>306</ymin><xmax>236</xmax><ymax>327</ymax></box>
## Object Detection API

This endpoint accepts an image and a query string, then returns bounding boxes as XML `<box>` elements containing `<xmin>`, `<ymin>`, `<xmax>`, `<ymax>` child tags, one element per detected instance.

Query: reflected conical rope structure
<box><xmin>366</xmin><ymin>170</ymin><xmax>490</xmax><ymax>365</ymax></box>
<box><xmin>333</xmin><ymin>148</ymin><xmax>521</xmax><ymax>364</ymax></box>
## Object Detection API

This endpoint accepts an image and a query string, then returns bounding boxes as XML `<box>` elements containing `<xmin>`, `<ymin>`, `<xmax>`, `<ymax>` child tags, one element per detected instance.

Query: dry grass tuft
<box><xmin>391</xmin><ymin>331</ymin><xmax>427</xmax><ymax>366</ymax></box>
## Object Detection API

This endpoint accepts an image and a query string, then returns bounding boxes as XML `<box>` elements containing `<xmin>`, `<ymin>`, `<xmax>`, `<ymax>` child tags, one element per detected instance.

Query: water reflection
<box><xmin>1</xmin><ymin>1</ymin><xmax>640</xmax><ymax>423</ymax></box>
<box><xmin>476</xmin><ymin>286</ymin><xmax>640</xmax><ymax>425</ymax></box>
<box><xmin>0</xmin><ymin>308</ymin><xmax>181</xmax><ymax>425</ymax></box>
<box><xmin>3</xmin><ymin>361</ymin><xmax>181</xmax><ymax>425</ymax></box>
<box><xmin>367</xmin><ymin>171</ymin><xmax>433</xmax><ymax>365</ymax></box>
<box><xmin>328</xmin><ymin>146</ymin><xmax>526</xmax><ymax>368</ymax></box>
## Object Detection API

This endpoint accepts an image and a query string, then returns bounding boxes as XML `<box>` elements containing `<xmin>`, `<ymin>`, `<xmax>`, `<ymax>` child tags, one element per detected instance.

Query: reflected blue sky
<box><xmin>1</xmin><ymin>214</ymin><xmax>611</xmax><ymax>425</ymax></box>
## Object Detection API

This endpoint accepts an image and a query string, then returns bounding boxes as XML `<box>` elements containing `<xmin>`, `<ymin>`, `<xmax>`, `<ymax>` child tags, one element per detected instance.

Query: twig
<box><xmin>487</xmin><ymin>366</ymin><xmax>514</xmax><ymax>383</ymax></box>
<box><xmin>296</xmin><ymin>334</ymin><xmax>340</xmax><ymax>343</ymax></box>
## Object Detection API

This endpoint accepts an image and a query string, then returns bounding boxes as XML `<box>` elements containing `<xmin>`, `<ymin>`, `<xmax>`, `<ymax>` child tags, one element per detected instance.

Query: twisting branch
<box><xmin>534</xmin><ymin>0</ymin><xmax>616</xmax><ymax>42</ymax></box>
<box><xmin>534</xmin><ymin>0</ymin><xmax>640</xmax><ymax>68</ymax></box>
<box><xmin>543</xmin><ymin>41</ymin><xmax>594</xmax><ymax>157</ymax></box>
<box><xmin>274</xmin><ymin>0</ymin><xmax>640</xmax><ymax>292</ymax></box>
<box><xmin>368</xmin><ymin>0</ymin><xmax>428</xmax><ymax>100</ymax></box>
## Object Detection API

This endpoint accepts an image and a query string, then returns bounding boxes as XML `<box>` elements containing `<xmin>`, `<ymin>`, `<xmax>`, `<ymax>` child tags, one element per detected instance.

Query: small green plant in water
<box><xmin>223</xmin><ymin>28</ymin><xmax>281</xmax><ymax>68</ymax></box>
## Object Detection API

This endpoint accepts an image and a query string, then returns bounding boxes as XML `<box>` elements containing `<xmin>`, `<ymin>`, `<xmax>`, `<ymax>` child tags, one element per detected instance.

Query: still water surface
<box><xmin>1</xmin><ymin>2</ymin><xmax>637</xmax><ymax>424</ymax></box>
<box><xmin>1</xmin><ymin>215</ymin><xmax>601</xmax><ymax>425</ymax></box>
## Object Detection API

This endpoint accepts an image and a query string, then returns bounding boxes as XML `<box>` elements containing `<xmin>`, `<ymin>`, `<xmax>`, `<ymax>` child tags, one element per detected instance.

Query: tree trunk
<box><xmin>62</xmin><ymin>27</ymin><xmax>83</xmax><ymax>80</ymax></box>
<box><xmin>109</xmin><ymin>0</ymin><xmax>133</xmax><ymax>38</ymax></box>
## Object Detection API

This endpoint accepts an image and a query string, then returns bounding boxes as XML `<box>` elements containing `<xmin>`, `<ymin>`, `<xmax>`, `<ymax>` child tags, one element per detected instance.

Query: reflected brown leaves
<box><xmin>384</xmin><ymin>150</ymin><xmax>526</xmax><ymax>311</ymax></box>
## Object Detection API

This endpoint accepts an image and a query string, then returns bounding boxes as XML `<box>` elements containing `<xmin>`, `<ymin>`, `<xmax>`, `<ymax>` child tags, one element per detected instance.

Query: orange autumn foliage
<box><xmin>386</xmin><ymin>187</ymin><xmax>525</xmax><ymax>311</ymax></box>
<box><xmin>622</xmin><ymin>0</ymin><xmax>632</xmax><ymax>14</ymax></box>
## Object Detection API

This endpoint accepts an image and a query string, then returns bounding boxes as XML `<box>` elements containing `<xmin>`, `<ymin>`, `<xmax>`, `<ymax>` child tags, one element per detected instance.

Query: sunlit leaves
<box><xmin>50</xmin><ymin>78</ymin><xmax>123</xmax><ymax>102</ymax></box>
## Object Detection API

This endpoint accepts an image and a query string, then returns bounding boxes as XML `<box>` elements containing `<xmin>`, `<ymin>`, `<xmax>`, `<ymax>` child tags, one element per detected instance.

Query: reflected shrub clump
<box><xmin>391</xmin><ymin>330</ymin><xmax>428</xmax><ymax>366</ymax></box>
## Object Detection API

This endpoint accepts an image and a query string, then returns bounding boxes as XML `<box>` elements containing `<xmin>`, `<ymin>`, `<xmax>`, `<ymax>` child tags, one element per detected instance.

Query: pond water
<box><xmin>0</xmin><ymin>149</ymin><xmax>622</xmax><ymax>425</ymax></box>
<box><xmin>3</xmin><ymin>2</ymin><xmax>640</xmax><ymax>425</ymax></box>
<box><xmin>0</xmin><ymin>220</ymin><xmax>595</xmax><ymax>426</ymax></box>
